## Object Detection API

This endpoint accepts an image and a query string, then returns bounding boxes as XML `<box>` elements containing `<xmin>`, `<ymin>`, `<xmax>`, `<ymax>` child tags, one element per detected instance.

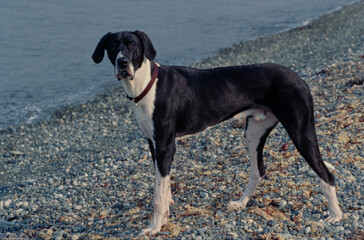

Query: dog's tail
<box><xmin>269</xmin><ymin>69</ymin><xmax>335</xmax><ymax>186</ymax></box>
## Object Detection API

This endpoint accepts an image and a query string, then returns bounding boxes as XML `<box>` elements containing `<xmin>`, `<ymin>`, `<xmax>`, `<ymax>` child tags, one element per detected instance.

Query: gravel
<box><xmin>1</xmin><ymin>1</ymin><xmax>364</xmax><ymax>239</ymax></box>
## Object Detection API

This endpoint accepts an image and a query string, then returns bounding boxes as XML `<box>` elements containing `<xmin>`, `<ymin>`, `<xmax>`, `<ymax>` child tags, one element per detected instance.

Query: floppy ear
<box><xmin>134</xmin><ymin>30</ymin><xmax>157</xmax><ymax>61</ymax></box>
<box><xmin>92</xmin><ymin>32</ymin><xmax>111</xmax><ymax>64</ymax></box>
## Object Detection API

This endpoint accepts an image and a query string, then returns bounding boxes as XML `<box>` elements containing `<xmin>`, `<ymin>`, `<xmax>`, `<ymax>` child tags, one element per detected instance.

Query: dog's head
<box><xmin>92</xmin><ymin>31</ymin><xmax>156</xmax><ymax>81</ymax></box>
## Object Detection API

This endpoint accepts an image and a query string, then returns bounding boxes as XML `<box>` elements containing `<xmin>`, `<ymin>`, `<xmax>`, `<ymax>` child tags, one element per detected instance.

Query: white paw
<box><xmin>139</xmin><ymin>225</ymin><xmax>161</xmax><ymax>237</ymax></box>
<box><xmin>325</xmin><ymin>212</ymin><xmax>342</xmax><ymax>223</ymax></box>
<box><xmin>228</xmin><ymin>200</ymin><xmax>246</xmax><ymax>210</ymax></box>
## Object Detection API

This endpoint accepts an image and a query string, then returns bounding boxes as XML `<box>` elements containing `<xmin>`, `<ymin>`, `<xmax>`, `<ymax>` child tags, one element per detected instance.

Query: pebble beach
<box><xmin>1</xmin><ymin>1</ymin><xmax>363</xmax><ymax>239</ymax></box>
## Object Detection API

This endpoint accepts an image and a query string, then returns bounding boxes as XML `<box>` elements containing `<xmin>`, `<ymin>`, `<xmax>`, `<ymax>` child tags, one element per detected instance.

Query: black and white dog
<box><xmin>92</xmin><ymin>31</ymin><xmax>342</xmax><ymax>236</ymax></box>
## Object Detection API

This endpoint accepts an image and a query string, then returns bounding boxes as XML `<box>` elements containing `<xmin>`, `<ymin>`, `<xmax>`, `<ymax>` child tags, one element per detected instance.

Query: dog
<box><xmin>92</xmin><ymin>31</ymin><xmax>342</xmax><ymax>236</ymax></box>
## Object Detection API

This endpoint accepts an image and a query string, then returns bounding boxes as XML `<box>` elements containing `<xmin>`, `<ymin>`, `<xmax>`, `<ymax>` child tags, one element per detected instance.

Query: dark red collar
<box><xmin>126</xmin><ymin>63</ymin><xmax>159</xmax><ymax>104</ymax></box>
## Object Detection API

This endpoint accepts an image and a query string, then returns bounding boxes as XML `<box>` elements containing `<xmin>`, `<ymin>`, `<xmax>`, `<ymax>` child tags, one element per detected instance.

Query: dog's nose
<box><xmin>117</xmin><ymin>57</ymin><xmax>129</xmax><ymax>68</ymax></box>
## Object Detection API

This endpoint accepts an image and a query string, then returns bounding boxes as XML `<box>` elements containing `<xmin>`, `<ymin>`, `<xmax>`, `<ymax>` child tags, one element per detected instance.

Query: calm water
<box><xmin>0</xmin><ymin>0</ymin><xmax>357</xmax><ymax>129</ymax></box>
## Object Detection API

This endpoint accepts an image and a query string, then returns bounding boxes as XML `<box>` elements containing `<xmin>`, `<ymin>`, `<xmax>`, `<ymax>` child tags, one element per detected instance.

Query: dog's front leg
<box><xmin>139</xmin><ymin>169</ymin><xmax>171</xmax><ymax>236</ymax></box>
<box><xmin>140</xmin><ymin>140</ymin><xmax>175</xmax><ymax>236</ymax></box>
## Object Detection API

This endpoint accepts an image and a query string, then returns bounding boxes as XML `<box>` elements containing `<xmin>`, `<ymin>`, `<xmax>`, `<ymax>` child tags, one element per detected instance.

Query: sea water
<box><xmin>0</xmin><ymin>0</ymin><xmax>358</xmax><ymax>128</ymax></box>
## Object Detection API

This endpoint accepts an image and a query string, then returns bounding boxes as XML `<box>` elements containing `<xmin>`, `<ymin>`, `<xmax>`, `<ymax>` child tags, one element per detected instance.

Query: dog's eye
<box><xmin>128</xmin><ymin>42</ymin><xmax>135</xmax><ymax>49</ymax></box>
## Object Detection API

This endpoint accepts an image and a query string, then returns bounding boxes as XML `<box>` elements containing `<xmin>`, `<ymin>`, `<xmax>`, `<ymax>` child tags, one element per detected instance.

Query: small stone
<box><xmin>305</xmin><ymin>226</ymin><xmax>311</xmax><ymax>234</ymax></box>
<box><xmin>22</xmin><ymin>201</ymin><xmax>29</xmax><ymax>208</ymax></box>
<box><xmin>302</xmin><ymin>190</ymin><xmax>310</xmax><ymax>197</ymax></box>
<box><xmin>347</xmin><ymin>175</ymin><xmax>356</xmax><ymax>183</ymax></box>
<box><xmin>229</xmin><ymin>231</ymin><xmax>239</xmax><ymax>238</ymax></box>
<box><xmin>277</xmin><ymin>235</ymin><xmax>286</xmax><ymax>240</ymax></box>
<box><xmin>71</xmin><ymin>234</ymin><xmax>80</xmax><ymax>240</ymax></box>
<box><xmin>10</xmin><ymin>150</ymin><xmax>23</xmax><ymax>156</ymax></box>
<box><xmin>312</xmin><ymin>213</ymin><xmax>321</xmax><ymax>221</ymax></box>
<box><xmin>38</xmin><ymin>229</ymin><xmax>53</xmax><ymax>240</ymax></box>
<box><xmin>228</xmin><ymin>211</ymin><xmax>236</xmax><ymax>219</ymax></box>
<box><xmin>324</xmin><ymin>224</ymin><xmax>334</xmax><ymax>232</ymax></box>
<box><xmin>278</xmin><ymin>200</ymin><xmax>287</xmax><ymax>209</ymax></box>
<box><xmin>336</xmin><ymin>226</ymin><xmax>345</xmax><ymax>232</ymax></box>
<box><xmin>46</xmin><ymin>229</ymin><xmax>53</xmax><ymax>236</ymax></box>
<box><xmin>4</xmin><ymin>199</ymin><xmax>12</xmax><ymax>208</ymax></box>
<box><xmin>200</xmin><ymin>192</ymin><xmax>209</xmax><ymax>199</ymax></box>
<box><xmin>75</xmin><ymin>205</ymin><xmax>82</xmax><ymax>210</ymax></box>
<box><xmin>280</xmin><ymin>233</ymin><xmax>293</xmax><ymax>239</ymax></box>
<box><xmin>351</xmin><ymin>213</ymin><xmax>360</xmax><ymax>221</ymax></box>
<box><xmin>225</xmin><ymin>224</ymin><xmax>234</xmax><ymax>229</ymax></box>
<box><xmin>353</xmin><ymin>220</ymin><xmax>359</xmax><ymax>229</ymax></box>
<box><xmin>54</xmin><ymin>230</ymin><xmax>64</xmax><ymax>239</ymax></box>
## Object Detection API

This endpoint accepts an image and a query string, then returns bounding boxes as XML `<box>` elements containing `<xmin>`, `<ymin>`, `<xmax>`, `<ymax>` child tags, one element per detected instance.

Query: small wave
<box><xmin>25</xmin><ymin>106</ymin><xmax>41</xmax><ymax>124</ymax></box>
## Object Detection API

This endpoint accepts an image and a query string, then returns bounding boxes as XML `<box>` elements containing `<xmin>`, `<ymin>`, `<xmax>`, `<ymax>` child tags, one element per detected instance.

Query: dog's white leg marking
<box><xmin>320</xmin><ymin>180</ymin><xmax>342</xmax><ymax>223</ymax></box>
<box><xmin>228</xmin><ymin>147</ymin><xmax>260</xmax><ymax>209</ymax></box>
<box><xmin>168</xmin><ymin>177</ymin><xmax>174</xmax><ymax>205</ymax></box>
<box><xmin>140</xmin><ymin>167</ymin><xmax>171</xmax><ymax>236</ymax></box>
<box><xmin>228</xmin><ymin>111</ymin><xmax>277</xmax><ymax>209</ymax></box>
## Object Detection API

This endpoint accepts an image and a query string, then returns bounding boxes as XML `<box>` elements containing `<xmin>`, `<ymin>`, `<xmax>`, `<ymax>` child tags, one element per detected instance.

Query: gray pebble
<box><xmin>199</xmin><ymin>192</ymin><xmax>209</xmax><ymax>199</ymax></box>
<box><xmin>4</xmin><ymin>199</ymin><xmax>12</xmax><ymax>209</ymax></box>
<box><xmin>278</xmin><ymin>200</ymin><xmax>287</xmax><ymax>209</ymax></box>
<box><xmin>312</xmin><ymin>213</ymin><xmax>321</xmax><ymax>221</ymax></box>
<box><xmin>10</xmin><ymin>150</ymin><xmax>23</xmax><ymax>156</ymax></box>
<box><xmin>336</xmin><ymin>226</ymin><xmax>345</xmax><ymax>232</ymax></box>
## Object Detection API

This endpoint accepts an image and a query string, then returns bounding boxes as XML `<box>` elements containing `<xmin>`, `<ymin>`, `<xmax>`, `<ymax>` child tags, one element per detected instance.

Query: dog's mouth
<box><xmin>116</xmin><ymin>68</ymin><xmax>134</xmax><ymax>81</ymax></box>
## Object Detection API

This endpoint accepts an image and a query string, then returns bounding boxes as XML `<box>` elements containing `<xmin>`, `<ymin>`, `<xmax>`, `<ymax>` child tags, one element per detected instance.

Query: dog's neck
<box><xmin>122</xmin><ymin>56</ymin><xmax>153</xmax><ymax>101</ymax></box>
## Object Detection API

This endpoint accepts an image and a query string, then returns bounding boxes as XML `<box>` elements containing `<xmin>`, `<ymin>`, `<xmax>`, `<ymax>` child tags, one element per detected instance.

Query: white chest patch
<box><xmin>123</xmin><ymin>58</ymin><xmax>158</xmax><ymax>141</ymax></box>
<box><xmin>133</xmin><ymin>90</ymin><xmax>156</xmax><ymax>140</ymax></box>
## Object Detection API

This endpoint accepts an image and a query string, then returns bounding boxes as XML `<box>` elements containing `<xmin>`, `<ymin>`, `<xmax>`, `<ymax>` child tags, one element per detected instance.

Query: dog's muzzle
<box><xmin>116</xmin><ymin>57</ymin><xmax>134</xmax><ymax>80</ymax></box>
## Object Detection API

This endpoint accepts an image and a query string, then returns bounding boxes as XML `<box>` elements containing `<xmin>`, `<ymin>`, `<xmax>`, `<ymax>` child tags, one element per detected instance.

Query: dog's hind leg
<box><xmin>228</xmin><ymin>111</ymin><xmax>278</xmax><ymax>209</ymax></box>
<box><xmin>283</xmin><ymin>121</ymin><xmax>342</xmax><ymax>222</ymax></box>
<box><xmin>272</xmin><ymin>91</ymin><xmax>342</xmax><ymax>222</ymax></box>
<box><xmin>284</xmin><ymin>123</ymin><xmax>342</xmax><ymax>222</ymax></box>
<box><xmin>320</xmin><ymin>179</ymin><xmax>342</xmax><ymax>222</ymax></box>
